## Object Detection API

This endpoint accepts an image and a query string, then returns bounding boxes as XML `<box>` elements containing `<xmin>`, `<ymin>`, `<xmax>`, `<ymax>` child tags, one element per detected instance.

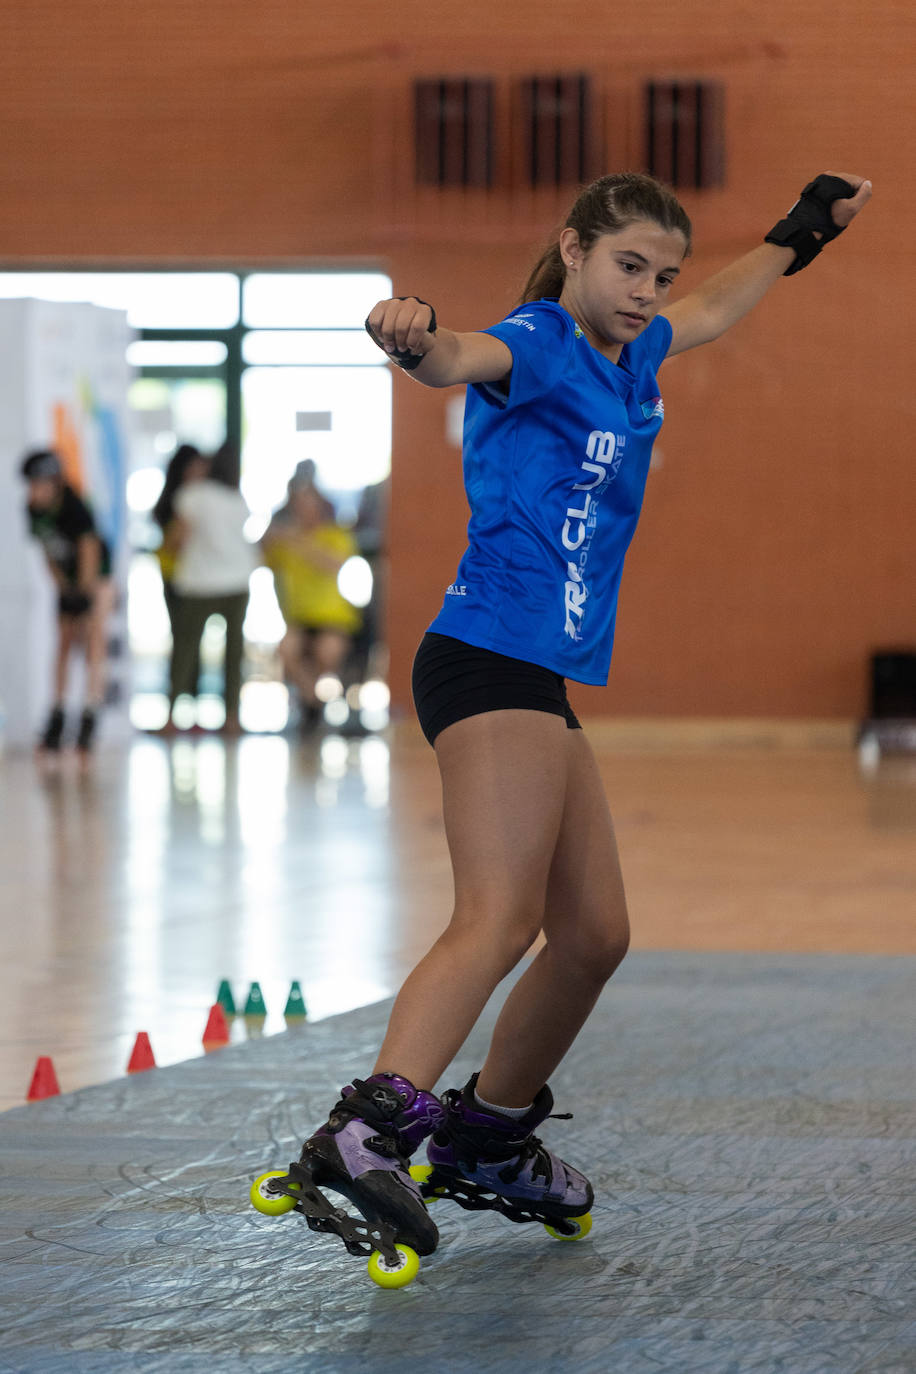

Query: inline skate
<box><xmin>250</xmin><ymin>1072</ymin><xmax>445</xmax><ymax>1288</ymax></box>
<box><xmin>76</xmin><ymin>707</ymin><xmax>97</xmax><ymax>754</ymax></box>
<box><xmin>39</xmin><ymin>706</ymin><xmax>65</xmax><ymax>752</ymax></box>
<box><xmin>411</xmin><ymin>1072</ymin><xmax>593</xmax><ymax>1242</ymax></box>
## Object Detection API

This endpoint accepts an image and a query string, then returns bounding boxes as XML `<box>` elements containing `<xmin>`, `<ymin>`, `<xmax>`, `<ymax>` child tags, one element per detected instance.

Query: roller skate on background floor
<box><xmin>36</xmin><ymin>705</ymin><xmax>99</xmax><ymax>769</ymax></box>
<box><xmin>38</xmin><ymin>706</ymin><xmax>65</xmax><ymax>753</ymax></box>
<box><xmin>75</xmin><ymin>707</ymin><xmax>96</xmax><ymax>755</ymax></box>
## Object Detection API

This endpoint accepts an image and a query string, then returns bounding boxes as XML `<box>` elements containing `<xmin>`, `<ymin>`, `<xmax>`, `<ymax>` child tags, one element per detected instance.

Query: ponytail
<box><xmin>520</xmin><ymin>242</ymin><xmax>566</xmax><ymax>304</ymax></box>
<box><xmin>519</xmin><ymin>172</ymin><xmax>692</xmax><ymax>305</ymax></box>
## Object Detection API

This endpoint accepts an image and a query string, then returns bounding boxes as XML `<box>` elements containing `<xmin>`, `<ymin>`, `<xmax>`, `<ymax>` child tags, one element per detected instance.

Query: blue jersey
<box><xmin>427</xmin><ymin>298</ymin><xmax>673</xmax><ymax>685</ymax></box>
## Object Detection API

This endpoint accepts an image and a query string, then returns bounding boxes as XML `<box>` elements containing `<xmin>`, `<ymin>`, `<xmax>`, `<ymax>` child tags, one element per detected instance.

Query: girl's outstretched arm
<box><xmin>366</xmin><ymin>296</ymin><xmax>513</xmax><ymax>388</ymax></box>
<box><xmin>662</xmin><ymin>172</ymin><xmax>872</xmax><ymax>357</ymax></box>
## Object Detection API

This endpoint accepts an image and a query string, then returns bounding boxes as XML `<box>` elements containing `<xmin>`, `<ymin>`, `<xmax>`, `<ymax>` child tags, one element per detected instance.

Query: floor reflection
<box><xmin>1</xmin><ymin>732</ymin><xmax>405</xmax><ymax>1107</ymax></box>
<box><xmin>3</xmin><ymin>731</ymin><xmax>915</xmax><ymax>1109</ymax></box>
<box><xmin>129</xmin><ymin>676</ymin><xmax>391</xmax><ymax>738</ymax></box>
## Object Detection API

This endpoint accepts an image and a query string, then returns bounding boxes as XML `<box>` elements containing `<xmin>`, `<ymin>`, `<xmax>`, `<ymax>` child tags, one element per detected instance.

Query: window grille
<box><xmin>414</xmin><ymin>78</ymin><xmax>495</xmax><ymax>189</ymax></box>
<box><xmin>645</xmin><ymin>80</ymin><xmax>725</xmax><ymax>189</ymax></box>
<box><xmin>518</xmin><ymin>73</ymin><xmax>595</xmax><ymax>187</ymax></box>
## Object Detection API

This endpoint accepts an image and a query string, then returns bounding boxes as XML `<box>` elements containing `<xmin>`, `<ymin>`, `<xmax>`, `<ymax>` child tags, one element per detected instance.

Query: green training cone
<box><xmin>244</xmin><ymin>981</ymin><xmax>267</xmax><ymax>1017</ymax></box>
<box><xmin>284</xmin><ymin>980</ymin><xmax>308</xmax><ymax>1019</ymax></box>
<box><xmin>216</xmin><ymin>979</ymin><xmax>237</xmax><ymax>1016</ymax></box>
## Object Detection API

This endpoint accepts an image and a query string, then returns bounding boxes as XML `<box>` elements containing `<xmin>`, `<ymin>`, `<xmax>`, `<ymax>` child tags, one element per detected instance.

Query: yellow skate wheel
<box><xmin>408</xmin><ymin>1163</ymin><xmax>445</xmax><ymax>1198</ymax></box>
<box><xmin>367</xmin><ymin>1244</ymin><xmax>420</xmax><ymax>1289</ymax></box>
<box><xmin>544</xmin><ymin>1211</ymin><xmax>592</xmax><ymax>1242</ymax></box>
<box><xmin>250</xmin><ymin>1170</ymin><xmax>300</xmax><ymax>1216</ymax></box>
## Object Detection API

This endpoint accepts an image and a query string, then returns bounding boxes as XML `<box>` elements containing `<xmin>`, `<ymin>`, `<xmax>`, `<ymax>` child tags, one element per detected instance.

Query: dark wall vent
<box><xmin>645</xmin><ymin>80</ymin><xmax>725</xmax><ymax>189</ymax></box>
<box><xmin>518</xmin><ymin>73</ymin><xmax>594</xmax><ymax>187</ymax></box>
<box><xmin>414</xmin><ymin>78</ymin><xmax>494</xmax><ymax>188</ymax></box>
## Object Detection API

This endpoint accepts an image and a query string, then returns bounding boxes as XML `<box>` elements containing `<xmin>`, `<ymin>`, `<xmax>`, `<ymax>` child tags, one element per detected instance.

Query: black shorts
<box><xmin>411</xmin><ymin>632</ymin><xmax>581</xmax><ymax>747</ymax></box>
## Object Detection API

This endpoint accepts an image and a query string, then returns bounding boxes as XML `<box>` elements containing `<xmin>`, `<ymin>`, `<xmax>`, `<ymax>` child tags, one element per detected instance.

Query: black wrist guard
<box><xmin>764</xmin><ymin>174</ymin><xmax>856</xmax><ymax>275</ymax></box>
<box><xmin>365</xmin><ymin>297</ymin><xmax>437</xmax><ymax>372</ymax></box>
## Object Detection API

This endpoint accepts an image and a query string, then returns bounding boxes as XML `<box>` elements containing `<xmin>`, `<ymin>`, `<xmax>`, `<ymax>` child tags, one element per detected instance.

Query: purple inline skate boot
<box><xmin>250</xmin><ymin>1073</ymin><xmax>446</xmax><ymax>1287</ymax></box>
<box><xmin>413</xmin><ymin>1072</ymin><xmax>593</xmax><ymax>1241</ymax></box>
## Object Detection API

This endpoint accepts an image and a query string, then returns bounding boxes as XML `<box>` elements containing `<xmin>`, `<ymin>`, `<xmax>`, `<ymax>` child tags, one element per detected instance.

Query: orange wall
<box><xmin>2</xmin><ymin>1</ymin><xmax>913</xmax><ymax>718</ymax></box>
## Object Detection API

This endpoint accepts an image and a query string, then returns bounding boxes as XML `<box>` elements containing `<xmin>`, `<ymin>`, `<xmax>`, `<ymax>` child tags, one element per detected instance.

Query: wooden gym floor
<box><xmin>0</xmin><ymin>718</ymin><xmax>914</xmax><ymax>1112</ymax></box>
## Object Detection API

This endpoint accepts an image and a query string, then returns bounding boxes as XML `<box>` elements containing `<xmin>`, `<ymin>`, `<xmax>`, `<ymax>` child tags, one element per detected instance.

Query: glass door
<box><xmin>0</xmin><ymin>267</ymin><xmax>393</xmax><ymax>735</ymax></box>
<box><xmin>237</xmin><ymin>272</ymin><xmax>392</xmax><ymax>735</ymax></box>
<box><xmin>126</xmin><ymin>353</ymin><xmax>229</xmax><ymax>728</ymax></box>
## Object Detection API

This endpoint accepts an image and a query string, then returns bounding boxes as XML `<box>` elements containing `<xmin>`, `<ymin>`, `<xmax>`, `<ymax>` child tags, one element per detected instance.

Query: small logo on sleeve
<box><xmin>641</xmin><ymin>396</ymin><xmax>664</xmax><ymax>420</ymax></box>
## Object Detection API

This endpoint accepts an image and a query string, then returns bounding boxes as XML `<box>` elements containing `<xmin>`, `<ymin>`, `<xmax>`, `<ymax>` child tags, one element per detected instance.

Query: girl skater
<box><xmin>297</xmin><ymin>170</ymin><xmax>871</xmax><ymax>1261</ymax></box>
<box><xmin>21</xmin><ymin>449</ymin><xmax>116</xmax><ymax>756</ymax></box>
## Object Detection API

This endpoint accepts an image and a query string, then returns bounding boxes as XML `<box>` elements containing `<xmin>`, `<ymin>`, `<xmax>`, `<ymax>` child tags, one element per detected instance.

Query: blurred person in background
<box><xmin>151</xmin><ymin>443</ymin><xmax>209</xmax><ymax>714</ymax></box>
<box><xmin>264</xmin><ymin>458</ymin><xmax>335</xmax><ymax>535</ymax></box>
<box><xmin>167</xmin><ymin>442</ymin><xmax>256</xmax><ymax>738</ymax></box>
<box><xmin>21</xmin><ymin>448</ymin><xmax>115</xmax><ymax>756</ymax></box>
<box><xmin>263</xmin><ymin>468</ymin><xmax>361</xmax><ymax>733</ymax></box>
<box><xmin>353</xmin><ymin>475</ymin><xmax>389</xmax><ymax>681</ymax></box>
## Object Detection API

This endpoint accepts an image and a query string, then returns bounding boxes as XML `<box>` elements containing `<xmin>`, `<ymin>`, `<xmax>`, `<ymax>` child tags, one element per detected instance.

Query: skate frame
<box><xmin>266</xmin><ymin>1160</ymin><xmax>405</xmax><ymax>1266</ymax></box>
<box><xmin>417</xmin><ymin>1165</ymin><xmax>581</xmax><ymax>1235</ymax></box>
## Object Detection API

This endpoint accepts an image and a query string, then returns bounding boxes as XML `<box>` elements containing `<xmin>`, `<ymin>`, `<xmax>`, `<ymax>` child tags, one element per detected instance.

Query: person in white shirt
<box><xmin>168</xmin><ymin>443</ymin><xmax>256</xmax><ymax>737</ymax></box>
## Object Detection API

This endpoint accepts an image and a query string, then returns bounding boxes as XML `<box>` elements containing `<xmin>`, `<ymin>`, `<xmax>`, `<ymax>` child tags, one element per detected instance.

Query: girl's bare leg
<box><xmin>475</xmin><ymin>728</ymin><xmax>630</xmax><ymax>1107</ymax></box>
<box><xmin>85</xmin><ymin>580</ymin><xmax>116</xmax><ymax>707</ymax></box>
<box><xmin>277</xmin><ymin>627</ymin><xmax>312</xmax><ymax>700</ymax></box>
<box><xmin>312</xmin><ymin>629</ymin><xmax>349</xmax><ymax>677</ymax></box>
<box><xmin>373</xmin><ymin>709</ymin><xmax>571</xmax><ymax>1090</ymax></box>
<box><xmin>54</xmin><ymin>617</ymin><xmax>76</xmax><ymax>704</ymax></box>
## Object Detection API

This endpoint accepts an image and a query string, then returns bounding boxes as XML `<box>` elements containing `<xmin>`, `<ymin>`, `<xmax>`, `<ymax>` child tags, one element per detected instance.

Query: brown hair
<box><xmin>520</xmin><ymin>172</ymin><xmax>692</xmax><ymax>303</ymax></box>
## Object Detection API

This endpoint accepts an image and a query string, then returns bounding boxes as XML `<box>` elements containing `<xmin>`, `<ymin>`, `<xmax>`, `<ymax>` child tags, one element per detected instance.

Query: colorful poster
<box><xmin>0</xmin><ymin>299</ymin><xmax>132</xmax><ymax>748</ymax></box>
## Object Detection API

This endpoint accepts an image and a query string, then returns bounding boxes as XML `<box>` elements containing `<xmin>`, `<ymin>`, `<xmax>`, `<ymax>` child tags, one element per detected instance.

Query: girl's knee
<box><xmin>553</xmin><ymin>912</ymin><xmax>630</xmax><ymax>984</ymax></box>
<box><xmin>445</xmin><ymin>903</ymin><xmax>542</xmax><ymax>975</ymax></box>
<box><xmin>605</xmin><ymin>918</ymin><xmax>631</xmax><ymax>974</ymax></box>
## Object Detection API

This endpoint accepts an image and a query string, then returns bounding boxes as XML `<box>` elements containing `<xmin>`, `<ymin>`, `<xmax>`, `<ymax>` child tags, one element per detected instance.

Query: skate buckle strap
<box><xmin>443</xmin><ymin>1089</ymin><xmax>576</xmax><ymax>1184</ymax></box>
<box><xmin>343</xmin><ymin>1077</ymin><xmax>404</xmax><ymax>1116</ymax></box>
<box><xmin>364</xmin><ymin>1133</ymin><xmax>404</xmax><ymax>1160</ymax></box>
<box><xmin>443</xmin><ymin>1120</ymin><xmax>555</xmax><ymax>1185</ymax></box>
<box><xmin>330</xmin><ymin>1080</ymin><xmax>400</xmax><ymax>1131</ymax></box>
<box><xmin>499</xmin><ymin>1134</ymin><xmax>552</xmax><ymax>1186</ymax></box>
<box><xmin>367</xmin><ymin>1084</ymin><xmax>405</xmax><ymax>1115</ymax></box>
<box><xmin>329</xmin><ymin>1078</ymin><xmax>418</xmax><ymax>1165</ymax></box>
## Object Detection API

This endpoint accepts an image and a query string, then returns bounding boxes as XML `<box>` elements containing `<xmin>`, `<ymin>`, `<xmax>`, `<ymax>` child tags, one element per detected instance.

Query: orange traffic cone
<box><xmin>127</xmin><ymin>1032</ymin><xmax>156</xmax><ymax>1074</ymax></box>
<box><xmin>27</xmin><ymin>1056</ymin><xmax>61</xmax><ymax>1101</ymax></box>
<box><xmin>202</xmin><ymin>1002</ymin><xmax>230</xmax><ymax>1049</ymax></box>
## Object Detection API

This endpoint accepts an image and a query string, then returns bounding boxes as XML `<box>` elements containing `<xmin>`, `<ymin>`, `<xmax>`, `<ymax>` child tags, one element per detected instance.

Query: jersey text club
<box><xmin>428</xmin><ymin>298</ymin><xmax>672</xmax><ymax>686</ymax></box>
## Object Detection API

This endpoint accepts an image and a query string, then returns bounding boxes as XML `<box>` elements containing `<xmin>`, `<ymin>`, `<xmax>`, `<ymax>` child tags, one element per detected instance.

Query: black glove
<box><xmin>365</xmin><ymin>297</ymin><xmax>437</xmax><ymax>372</ymax></box>
<box><xmin>58</xmin><ymin>589</ymin><xmax>92</xmax><ymax>618</ymax></box>
<box><xmin>764</xmin><ymin>174</ymin><xmax>856</xmax><ymax>275</ymax></box>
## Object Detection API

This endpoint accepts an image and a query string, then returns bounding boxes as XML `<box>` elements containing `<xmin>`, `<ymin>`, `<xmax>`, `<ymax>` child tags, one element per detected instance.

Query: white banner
<box><xmin>0</xmin><ymin>299</ymin><xmax>133</xmax><ymax>749</ymax></box>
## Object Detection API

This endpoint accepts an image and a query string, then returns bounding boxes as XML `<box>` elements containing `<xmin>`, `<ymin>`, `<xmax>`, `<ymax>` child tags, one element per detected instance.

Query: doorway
<box><xmin>0</xmin><ymin>268</ymin><xmax>393</xmax><ymax>735</ymax></box>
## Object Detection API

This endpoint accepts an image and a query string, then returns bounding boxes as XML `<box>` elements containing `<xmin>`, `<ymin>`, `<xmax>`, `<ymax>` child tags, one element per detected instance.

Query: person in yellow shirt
<box><xmin>263</xmin><ymin>473</ymin><xmax>361</xmax><ymax>731</ymax></box>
